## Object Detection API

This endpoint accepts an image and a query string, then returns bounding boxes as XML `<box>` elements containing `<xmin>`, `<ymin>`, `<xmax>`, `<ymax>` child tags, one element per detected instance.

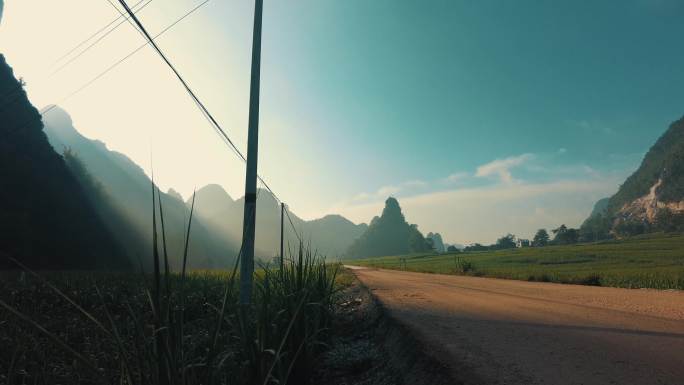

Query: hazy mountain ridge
<box><xmin>43</xmin><ymin>106</ymin><xmax>239</xmax><ymax>269</ymax></box>
<box><xmin>43</xmin><ymin>114</ymin><xmax>367</xmax><ymax>260</ymax></box>
<box><xmin>192</xmin><ymin>185</ymin><xmax>368</xmax><ymax>258</ymax></box>
<box><xmin>0</xmin><ymin>54</ymin><xmax>127</xmax><ymax>270</ymax></box>
<box><xmin>303</xmin><ymin>215</ymin><xmax>369</xmax><ymax>257</ymax></box>
<box><xmin>581</xmin><ymin>116</ymin><xmax>684</xmax><ymax>238</ymax></box>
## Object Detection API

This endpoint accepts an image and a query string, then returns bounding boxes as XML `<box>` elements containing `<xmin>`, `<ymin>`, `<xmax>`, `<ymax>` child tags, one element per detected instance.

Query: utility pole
<box><xmin>240</xmin><ymin>0</ymin><xmax>264</xmax><ymax>305</ymax></box>
<box><xmin>280</xmin><ymin>202</ymin><xmax>285</xmax><ymax>273</ymax></box>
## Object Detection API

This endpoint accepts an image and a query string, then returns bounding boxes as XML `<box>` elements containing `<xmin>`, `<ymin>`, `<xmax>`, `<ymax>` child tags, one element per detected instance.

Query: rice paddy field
<box><xmin>349</xmin><ymin>233</ymin><xmax>684</xmax><ymax>290</ymax></box>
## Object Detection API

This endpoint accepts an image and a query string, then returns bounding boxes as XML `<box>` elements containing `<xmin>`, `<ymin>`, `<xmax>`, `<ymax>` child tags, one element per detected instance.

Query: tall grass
<box><xmin>1</xmin><ymin>187</ymin><xmax>340</xmax><ymax>384</ymax></box>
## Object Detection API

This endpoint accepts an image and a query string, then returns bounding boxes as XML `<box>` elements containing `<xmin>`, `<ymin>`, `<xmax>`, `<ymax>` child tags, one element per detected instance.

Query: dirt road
<box><xmin>350</xmin><ymin>267</ymin><xmax>684</xmax><ymax>385</ymax></box>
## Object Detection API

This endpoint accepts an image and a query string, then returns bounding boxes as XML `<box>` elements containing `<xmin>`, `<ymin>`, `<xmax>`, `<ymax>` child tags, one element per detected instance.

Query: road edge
<box><xmin>350</xmin><ymin>267</ymin><xmax>487</xmax><ymax>385</ymax></box>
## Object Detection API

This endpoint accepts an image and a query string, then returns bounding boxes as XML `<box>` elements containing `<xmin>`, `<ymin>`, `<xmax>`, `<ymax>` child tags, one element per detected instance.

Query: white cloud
<box><xmin>475</xmin><ymin>153</ymin><xmax>533</xmax><ymax>184</ymax></box>
<box><xmin>376</xmin><ymin>185</ymin><xmax>401</xmax><ymax>197</ymax></box>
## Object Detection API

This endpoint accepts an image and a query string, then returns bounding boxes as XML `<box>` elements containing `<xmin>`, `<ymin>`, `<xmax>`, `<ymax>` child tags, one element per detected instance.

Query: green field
<box><xmin>349</xmin><ymin>233</ymin><xmax>684</xmax><ymax>290</ymax></box>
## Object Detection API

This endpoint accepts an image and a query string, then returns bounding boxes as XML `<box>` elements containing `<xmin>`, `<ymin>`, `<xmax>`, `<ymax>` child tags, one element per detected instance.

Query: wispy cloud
<box><xmin>475</xmin><ymin>153</ymin><xmax>533</xmax><ymax>184</ymax></box>
<box><xmin>403</xmin><ymin>179</ymin><xmax>428</xmax><ymax>188</ymax></box>
<box><xmin>352</xmin><ymin>179</ymin><xmax>426</xmax><ymax>202</ymax></box>
<box><xmin>441</xmin><ymin>171</ymin><xmax>470</xmax><ymax>184</ymax></box>
<box><xmin>573</xmin><ymin>119</ymin><xmax>615</xmax><ymax>135</ymax></box>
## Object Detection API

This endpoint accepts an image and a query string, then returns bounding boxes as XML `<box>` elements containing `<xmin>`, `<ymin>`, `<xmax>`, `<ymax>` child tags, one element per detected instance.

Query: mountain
<box><xmin>578</xmin><ymin>197</ymin><xmax>611</xmax><ymax>241</ymax></box>
<box><xmin>192</xmin><ymin>185</ymin><xmax>367</xmax><ymax>259</ymax></box>
<box><xmin>580</xmin><ymin>116</ymin><xmax>684</xmax><ymax>239</ymax></box>
<box><xmin>587</xmin><ymin>197</ymin><xmax>610</xmax><ymax>219</ymax></box>
<box><xmin>0</xmin><ymin>54</ymin><xmax>128</xmax><ymax>270</ymax></box>
<box><xmin>43</xmin><ymin>112</ymin><xmax>365</xmax><ymax>262</ymax></box>
<box><xmin>426</xmin><ymin>232</ymin><xmax>445</xmax><ymax>253</ymax></box>
<box><xmin>346</xmin><ymin>197</ymin><xmax>430</xmax><ymax>258</ymax></box>
<box><xmin>43</xmin><ymin>106</ymin><xmax>238</xmax><ymax>269</ymax></box>
<box><xmin>303</xmin><ymin>215</ymin><xmax>368</xmax><ymax>258</ymax></box>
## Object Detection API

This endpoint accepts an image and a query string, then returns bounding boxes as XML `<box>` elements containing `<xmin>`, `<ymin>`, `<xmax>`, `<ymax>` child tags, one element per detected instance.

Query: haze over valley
<box><xmin>2</xmin><ymin>1</ymin><xmax>684</xmax><ymax>384</ymax></box>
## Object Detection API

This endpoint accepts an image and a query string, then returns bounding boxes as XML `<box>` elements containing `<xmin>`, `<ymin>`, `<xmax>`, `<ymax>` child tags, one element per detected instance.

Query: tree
<box><xmin>551</xmin><ymin>224</ymin><xmax>580</xmax><ymax>245</ymax></box>
<box><xmin>564</xmin><ymin>228</ymin><xmax>580</xmax><ymax>244</ymax></box>
<box><xmin>552</xmin><ymin>224</ymin><xmax>567</xmax><ymax>236</ymax></box>
<box><xmin>532</xmin><ymin>229</ymin><xmax>549</xmax><ymax>247</ymax></box>
<box><xmin>654</xmin><ymin>208</ymin><xmax>684</xmax><ymax>232</ymax></box>
<box><xmin>614</xmin><ymin>219</ymin><xmax>647</xmax><ymax>237</ymax></box>
<box><xmin>579</xmin><ymin>213</ymin><xmax>612</xmax><ymax>242</ymax></box>
<box><xmin>447</xmin><ymin>245</ymin><xmax>460</xmax><ymax>253</ymax></box>
<box><xmin>464</xmin><ymin>243</ymin><xmax>489</xmax><ymax>252</ymax></box>
<box><xmin>495</xmin><ymin>233</ymin><xmax>517</xmax><ymax>249</ymax></box>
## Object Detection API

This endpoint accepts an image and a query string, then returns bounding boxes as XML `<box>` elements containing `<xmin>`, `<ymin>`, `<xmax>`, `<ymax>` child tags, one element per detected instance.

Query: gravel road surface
<box><xmin>351</xmin><ymin>267</ymin><xmax>684</xmax><ymax>385</ymax></box>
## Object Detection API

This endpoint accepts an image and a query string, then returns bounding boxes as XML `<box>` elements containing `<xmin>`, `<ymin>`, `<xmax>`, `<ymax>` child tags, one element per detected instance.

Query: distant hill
<box><xmin>43</xmin><ymin>106</ymin><xmax>238</xmax><ymax>269</ymax></box>
<box><xmin>346</xmin><ymin>197</ymin><xmax>430</xmax><ymax>258</ymax></box>
<box><xmin>192</xmin><ymin>184</ymin><xmax>367</xmax><ymax>259</ymax></box>
<box><xmin>580</xmin><ymin>117</ymin><xmax>684</xmax><ymax>239</ymax></box>
<box><xmin>42</xmin><ymin>112</ymin><xmax>366</xmax><ymax>262</ymax></box>
<box><xmin>0</xmin><ymin>54</ymin><xmax>128</xmax><ymax>270</ymax></box>
<box><xmin>303</xmin><ymin>215</ymin><xmax>368</xmax><ymax>258</ymax></box>
<box><xmin>426</xmin><ymin>232</ymin><xmax>445</xmax><ymax>253</ymax></box>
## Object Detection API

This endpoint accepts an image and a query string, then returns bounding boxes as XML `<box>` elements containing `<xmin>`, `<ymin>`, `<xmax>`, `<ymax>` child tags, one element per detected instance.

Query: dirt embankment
<box><xmin>313</xmin><ymin>271</ymin><xmax>463</xmax><ymax>385</ymax></box>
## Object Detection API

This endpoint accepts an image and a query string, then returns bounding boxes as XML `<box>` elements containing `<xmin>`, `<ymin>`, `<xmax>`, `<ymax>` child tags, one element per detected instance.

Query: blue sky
<box><xmin>2</xmin><ymin>0</ymin><xmax>684</xmax><ymax>244</ymax></box>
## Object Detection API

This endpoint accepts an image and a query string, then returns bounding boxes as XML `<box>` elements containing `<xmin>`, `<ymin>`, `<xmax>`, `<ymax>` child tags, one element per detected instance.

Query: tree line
<box><xmin>460</xmin><ymin>224</ymin><xmax>581</xmax><ymax>253</ymax></box>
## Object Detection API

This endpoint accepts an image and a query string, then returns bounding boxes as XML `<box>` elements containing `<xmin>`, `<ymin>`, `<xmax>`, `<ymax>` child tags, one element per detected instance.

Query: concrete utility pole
<box><xmin>240</xmin><ymin>0</ymin><xmax>264</xmax><ymax>305</ymax></box>
<box><xmin>280</xmin><ymin>202</ymin><xmax>285</xmax><ymax>273</ymax></box>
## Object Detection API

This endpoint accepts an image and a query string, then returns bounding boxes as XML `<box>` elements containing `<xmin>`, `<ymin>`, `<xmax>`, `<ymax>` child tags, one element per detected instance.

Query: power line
<box><xmin>255</xmin><ymin>179</ymin><xmax>302</xmax><ymax>244</ymax></box>
<box><xmin>7</xmin><ymin>0</ymin><xmax>306</xmax><ymax>258</ymax></box>
<box><xmin>104</xmin><ymin>0</ymin><xmax>149</xmax><ymax>40</ymax></box>
<box><xmin>2</xmin><ymin>1</ymin><xmax>153</xmax><ymax>115</ymax></box>
<box><xmin>51</xmin><ymin>0</ymin><xmax>146</xmax><ymax>66</ymax></box>
<box><xmin>284</xmin><ymin>205</ymin><xmax>303</xmax><ymax>244</ymax></box>
<box><xmin>114</xmin><ymin>0</ymin><xmax>294</xmax><ymax>217</ymax></box>
<box><xmin>114</xmin><ymin>0</ymin><xmax>249</xmax><ymax>163</ymax></box>
<box><xmin>50</xmin><ymin>0</ymin><xmax>154</xmax><ymax>77</ymax></box>
<box><xmin>45</xmin><ymin>0</ymin><xmax>302</xmax><ymax>248</ymax></box>
<box><xmin>63</xmin><ymin>0</ymin><xmax>208</xmax><ymax>103</ymax></box>
<box><xmin>4</xmin><ymin>1</ymin><xmax>208</xmax><ymax>136</ymax></box>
